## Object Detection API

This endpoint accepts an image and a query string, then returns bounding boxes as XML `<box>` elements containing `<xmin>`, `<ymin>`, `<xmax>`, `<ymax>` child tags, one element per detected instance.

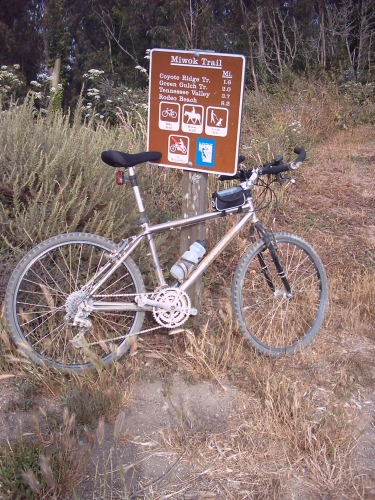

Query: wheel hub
<box><xmin>65</xmin><ymin>290</ymin><xmax>87</xmax><ymax>315</ymax></box>
<box><xmin>64</xmin><ymin>290</ymin><xmax>93</xmax><ymax>328</ymax></box>
<box><xmin>274</xmin><ymin>289</ymin><xmax>293</xmax><ymax>299</ymax></box>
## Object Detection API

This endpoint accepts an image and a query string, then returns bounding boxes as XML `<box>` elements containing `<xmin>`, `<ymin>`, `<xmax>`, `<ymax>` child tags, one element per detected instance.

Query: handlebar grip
<box><xmin>218</xmin><ymin>155</ymin><xmax>245</xmax><ymax>181</ymax></box>
<box><xmin>259</xmin><ymin>163</ymin><xmax>292</xmax><ymax>176</ymax></box>
<box><xmin>260</xmin><ymin>147</ymin><xmax>306</xmax><ymax>175</ymax></box>
<box><xmin>290</xmin><ymin>147</ymin><xmax>306</xmax><ymax>169</ymax></box>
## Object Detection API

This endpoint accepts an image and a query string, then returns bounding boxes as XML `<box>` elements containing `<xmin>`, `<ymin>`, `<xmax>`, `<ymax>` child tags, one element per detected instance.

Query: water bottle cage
<box><xmin>177</xmin><ymin>258</ymin><xmax>196</xmax><ymax>279</ymax></box>
<box><xmin>170</xmin><ymin>241</ymin><xmax>206</xmax><ymax>281</ymax></box>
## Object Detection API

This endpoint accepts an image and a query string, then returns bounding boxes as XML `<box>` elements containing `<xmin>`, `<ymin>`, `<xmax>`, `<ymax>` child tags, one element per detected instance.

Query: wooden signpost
<box><xmin>147</xmin><ymin>49</ymin><xmax>245</xmax><ymax>308</ymax></box>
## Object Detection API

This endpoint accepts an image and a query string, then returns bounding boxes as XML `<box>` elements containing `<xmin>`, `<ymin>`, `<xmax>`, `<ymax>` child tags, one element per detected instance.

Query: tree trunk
<box><xmin>257</xmin><ymin>5</ymin><xmax>266</xmax><ymax>70</ymax></box>
<box><xmin>319</xmin><ymin>5</ymin><xmax>327</xmax><ymax>68</ymax></box>
<box><xmin>51</xmin><ymin>57</ymin><xmax>61</xmax><ymax>90</ymax></box>
<box><xmin>240</xmin><ymin>0</ymin><xmax>259</xmax><ymax>94</ymax></box>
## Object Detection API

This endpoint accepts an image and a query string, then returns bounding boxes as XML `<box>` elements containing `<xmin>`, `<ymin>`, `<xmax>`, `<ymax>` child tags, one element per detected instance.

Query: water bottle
<box><xmin>170</xmin><ymin>240</ymin><xmax>206</xmax><ymax>281</ymax></box>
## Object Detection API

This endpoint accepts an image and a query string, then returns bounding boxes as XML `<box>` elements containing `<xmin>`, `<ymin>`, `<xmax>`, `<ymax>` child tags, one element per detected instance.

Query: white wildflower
<box><xmin>13</xmin><ymin>64</ymin><xmax>20</xmax><ymax>69</ymax></box>
<box><xmin>1</xmin><ymin>65</ymin><xmax>7</xmax><ymax>70</ymax></box>
<box><xmin>135</xmin><ymin>65</ymin><xmax>148</xmax><ymax>74</ymax></box>
<box><xmin>37</xmin><ymin>73</ymin><xmax>50</xmax><ymax>83</ymax></box>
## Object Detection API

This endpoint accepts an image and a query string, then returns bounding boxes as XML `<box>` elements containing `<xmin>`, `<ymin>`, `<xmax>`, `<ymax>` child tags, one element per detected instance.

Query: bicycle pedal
<box><xmin>190</xmin><ymin>307</ymin><xmax>198</xmax><ymax>316</ymax></box>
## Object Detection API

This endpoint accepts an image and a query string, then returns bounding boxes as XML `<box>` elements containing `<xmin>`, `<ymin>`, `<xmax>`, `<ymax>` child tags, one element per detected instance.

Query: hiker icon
<box><xmin>205</xmin><ymin>107</ymin><xmax>228</xmax><ymax>137</ymax></box>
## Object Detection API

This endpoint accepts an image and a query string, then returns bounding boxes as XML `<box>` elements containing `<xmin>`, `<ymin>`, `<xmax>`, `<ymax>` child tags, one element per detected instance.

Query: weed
<box><xmin>62</xmin><ymin>366</ymin><xmax>135</xmax><ymax>427</ymax></box>
<box><xmin>0</xmin><ymin>408</ymin><xmax>94</xmax><ymax>499</ymax></box>
<box><xmin>0</xmin><ymin>439</ymin><xmax>43</xmax><ymax>499</ymax></box>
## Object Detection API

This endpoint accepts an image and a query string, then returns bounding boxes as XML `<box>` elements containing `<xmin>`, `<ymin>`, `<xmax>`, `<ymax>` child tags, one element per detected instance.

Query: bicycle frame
<box><xmin>84</xmin><ymin>166</ymin><xmax>260</xmax><ymax>312</ymax></box>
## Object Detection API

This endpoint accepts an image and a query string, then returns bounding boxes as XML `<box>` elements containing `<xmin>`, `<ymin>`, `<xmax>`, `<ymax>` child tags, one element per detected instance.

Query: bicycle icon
<box><xmin>159</xmin><ymin>102</ymin><xmax>180</xmax><ymax>131</ymax></box>
<box><xmin>162</xmin><ymin>108</ymin><xmax>178</xmax><ymax>119</ymax></box>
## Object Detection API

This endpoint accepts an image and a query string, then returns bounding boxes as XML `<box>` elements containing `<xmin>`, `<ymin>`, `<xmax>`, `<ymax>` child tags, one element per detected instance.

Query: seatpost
<box><xmin>128</xmin><ymin>166</ymin><xmax>147</xmax><ymax>222</ymax></box>
<box><xmin>127</xmin><ymin>166</ymin><xmax>166</xmax><ymax>286</ymax></box>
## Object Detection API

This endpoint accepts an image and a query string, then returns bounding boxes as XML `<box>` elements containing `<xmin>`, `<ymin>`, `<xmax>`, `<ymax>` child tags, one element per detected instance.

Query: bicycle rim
<box><xmin>232</xmin><ymin>232</ymin><xmax>328</xmax><ymax>355</ymax></box>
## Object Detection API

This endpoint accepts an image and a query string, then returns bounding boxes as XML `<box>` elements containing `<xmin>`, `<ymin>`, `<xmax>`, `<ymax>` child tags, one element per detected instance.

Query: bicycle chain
<box><xmin>88</xmin><ymin>292</ymin><xmax>161</xmax><ymax>346</ymax></box>
<box><xmin>87</xmin><ymin>324</ymin><xmax>163</xmax><ymax>346</ymax></box>
<box><xmin>93</xmin><ymin>292</ymin><xmax>150</xmax><ymax>298</ymax></box>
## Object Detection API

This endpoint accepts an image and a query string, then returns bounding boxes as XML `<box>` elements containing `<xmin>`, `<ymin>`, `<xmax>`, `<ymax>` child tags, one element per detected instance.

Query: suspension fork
<box><xmin>251</xmin><ymin>223</ymin><xmax>292</xmax><ymax>295</ymax></box>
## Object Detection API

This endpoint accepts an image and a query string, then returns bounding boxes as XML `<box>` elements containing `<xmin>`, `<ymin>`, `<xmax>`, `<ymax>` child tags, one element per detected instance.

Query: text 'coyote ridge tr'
<box><xmin>148</xmin><ymin>49</ymin><xmax>245</xmax><ymax>175</ymax></box>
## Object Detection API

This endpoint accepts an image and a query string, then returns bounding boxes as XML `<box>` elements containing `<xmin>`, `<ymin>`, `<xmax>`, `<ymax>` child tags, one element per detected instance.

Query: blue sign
<box><xmin>195</xmin><ymin>138</ymin><xmax>216</xmax><ymax>168</ymax></box>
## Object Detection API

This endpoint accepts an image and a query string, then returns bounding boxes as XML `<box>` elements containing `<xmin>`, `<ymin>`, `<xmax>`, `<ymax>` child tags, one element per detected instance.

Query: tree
<box><xmin>0</xmin><ymin>0</ymin><xmax>44</xmax><ymax>85</ymax></box>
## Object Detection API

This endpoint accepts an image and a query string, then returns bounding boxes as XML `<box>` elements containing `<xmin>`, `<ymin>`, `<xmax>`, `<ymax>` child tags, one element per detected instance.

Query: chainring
<box><xmin>152</xmin><ymin>288</ymin><xmax>191</xmax><ymax>328</ymax></box>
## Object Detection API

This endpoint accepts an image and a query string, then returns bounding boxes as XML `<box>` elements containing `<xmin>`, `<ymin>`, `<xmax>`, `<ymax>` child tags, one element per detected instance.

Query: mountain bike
<box><xmin>5</xmin><ymin>147</ymin><xmax>328</xmax><ymax>373</ymax></box>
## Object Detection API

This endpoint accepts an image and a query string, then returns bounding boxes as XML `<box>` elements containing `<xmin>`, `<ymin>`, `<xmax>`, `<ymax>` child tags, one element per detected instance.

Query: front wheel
<box><xmin>5</xmin><ymin>233</ymin><xmax>145</xmax><ymax>372</ymax></box>
<box><xmin>232</xmin><ymin>232</ymin><xmax>328</xmax><ymax>356</ymax></box>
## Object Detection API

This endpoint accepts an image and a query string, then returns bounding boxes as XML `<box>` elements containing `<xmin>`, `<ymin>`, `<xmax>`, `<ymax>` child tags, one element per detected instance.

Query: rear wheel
<box><xmin>232</xmin><ymin>232</ymin><xmax>328</xmax><ymax>356</ymax></box>
<box><xmin>5</xmin><ymin>233</ymin><xmax>145</xmax><ymax>372</ymax></box>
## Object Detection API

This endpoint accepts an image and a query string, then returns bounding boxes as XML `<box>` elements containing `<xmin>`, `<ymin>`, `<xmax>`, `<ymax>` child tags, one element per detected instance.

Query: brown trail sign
<box><xmin>147</xmin><ymin>49</ymin><xmax>245</xmax><ymax>175</ymax></box>
<box><xmin>147</xmin><ymin>49</ymin><xmax>245</xmax><ymax>309</ymax></box>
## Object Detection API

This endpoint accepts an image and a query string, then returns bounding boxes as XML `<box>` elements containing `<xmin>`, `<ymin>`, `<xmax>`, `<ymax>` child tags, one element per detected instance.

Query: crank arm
<box><xmin>134</xmin><ymin>296</ymin><xmax>187</xmax><ymax>313</ymax></box>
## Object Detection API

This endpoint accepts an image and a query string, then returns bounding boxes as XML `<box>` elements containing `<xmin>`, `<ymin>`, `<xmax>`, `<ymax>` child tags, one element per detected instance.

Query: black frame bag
<box><xmin>212</xmin><ymin>186</ymin><xmax>246</xmax><ymax>212</ymax></box>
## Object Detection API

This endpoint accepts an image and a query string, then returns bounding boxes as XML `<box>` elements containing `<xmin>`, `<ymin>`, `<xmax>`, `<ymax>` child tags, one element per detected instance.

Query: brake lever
<box><xmin>276</xmin><ymin>173</ymin><xmax>296</xmax><ymax>185</ymax></box>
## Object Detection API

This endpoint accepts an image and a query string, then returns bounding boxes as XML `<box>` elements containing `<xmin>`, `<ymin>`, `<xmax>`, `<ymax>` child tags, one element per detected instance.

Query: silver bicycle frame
<box><xmin>87</xmin><ymin>166</ymin><xmax>259</xmax><ymax>311</ymax></box>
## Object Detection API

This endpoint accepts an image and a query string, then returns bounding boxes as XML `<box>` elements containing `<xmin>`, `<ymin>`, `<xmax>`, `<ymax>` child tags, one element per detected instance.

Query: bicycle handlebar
<box><xmin>218</xmin><ymin>147</ymin><xmax>306</xmax><ymax>181</ymax></box>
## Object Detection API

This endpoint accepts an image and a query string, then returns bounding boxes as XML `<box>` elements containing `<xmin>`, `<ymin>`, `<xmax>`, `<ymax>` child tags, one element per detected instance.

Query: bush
<box><xmin>0</xmin><ymin>95</ymin><xmax>148</xmax><ymax>262</ymax></box>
